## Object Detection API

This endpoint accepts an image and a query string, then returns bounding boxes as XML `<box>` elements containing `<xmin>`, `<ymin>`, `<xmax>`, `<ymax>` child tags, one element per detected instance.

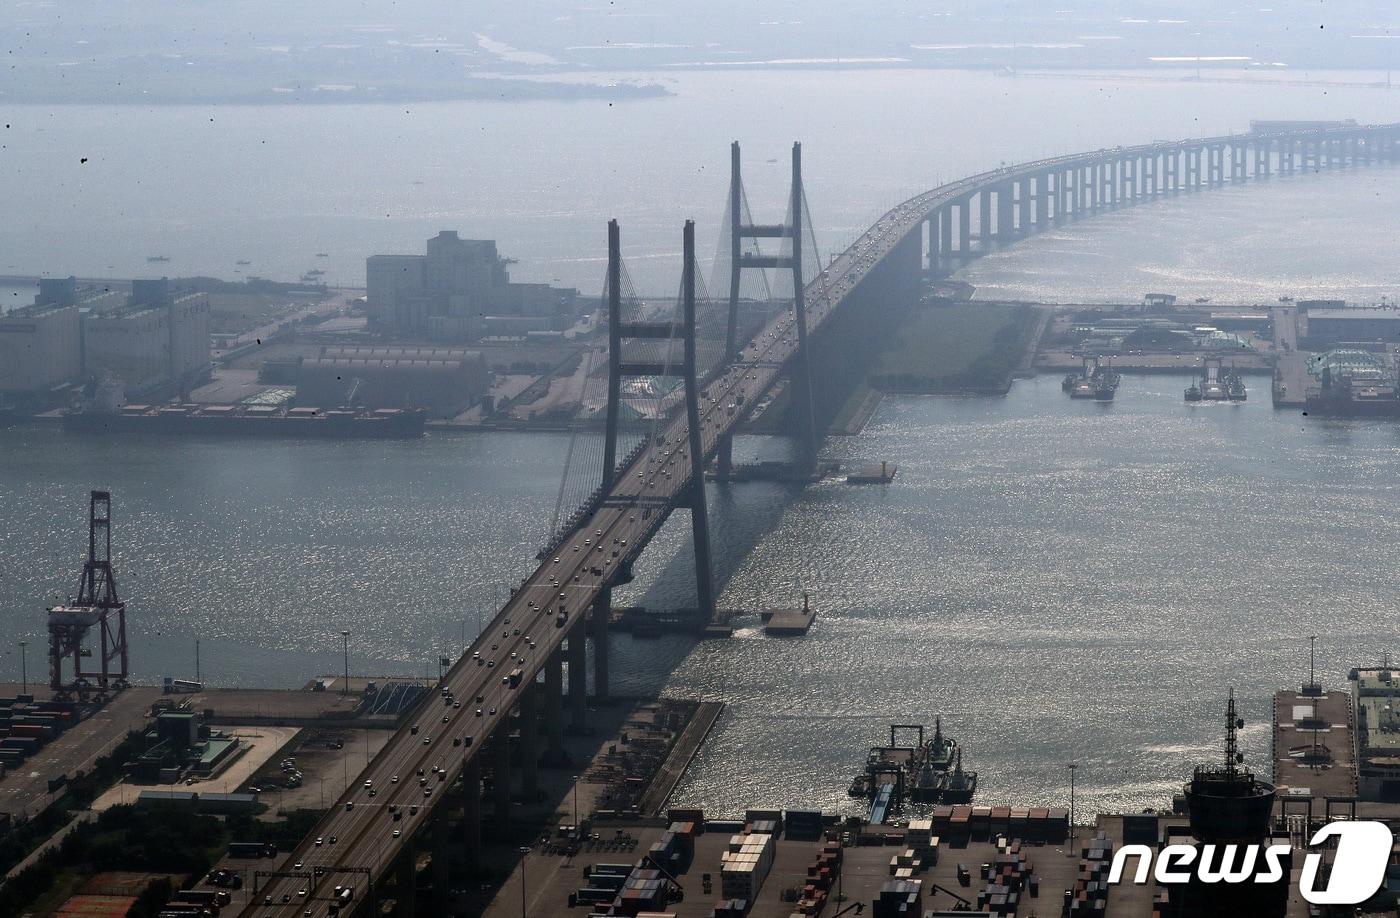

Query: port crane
<box><xmin>45</xmin><ymin>491</ymin><xmax>129</xmax><ymax>699</ymax></box>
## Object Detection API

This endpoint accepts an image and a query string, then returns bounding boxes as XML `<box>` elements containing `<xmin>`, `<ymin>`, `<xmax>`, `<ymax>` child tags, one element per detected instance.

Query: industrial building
<box><xmin>1352</xmin><ymin>666</ymin><xmax>1400</xmax><ymax>800</ymax></box>
<box><xmin>1303</xmin><ymin>306</ymin><xmax>1400</xmax><ymax>345</ymax></box>
<box><xmin>82</xmin><ymin>278</ymin><xmax>211</xmax><ymax>395</ymax></box>
<box><xmin>0</xmin><ymin>301</ymin><xmax>83</xmax><ymax>397</ymax></box>
<box><xmin>366</xmin><ymin>230</ymin><xmax>577</xmax><ymax>341</ymax></box>
<box><xmin>295</xmin><ymin>345</ymin><xmax>490</xmax><ymax>416</ymax></box>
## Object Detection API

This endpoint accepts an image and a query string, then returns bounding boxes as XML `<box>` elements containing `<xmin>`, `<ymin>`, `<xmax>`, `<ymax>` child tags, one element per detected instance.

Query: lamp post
<box><xmin>17</xmin><ymin>641</ymin><xmax>26</xmax><ymax>695</ymax></box>
<box><xmin>571</xmin><ymin>774</ymin><xmax>579</xmax><ymax>833</ymax></box>
<box><xmin>1067</xmin><ymin>762</ymin><xmax>1078</xmax><ymax>856</ymax></box>
<box><xmin>195</xmin><ymin>639</ymin><xmax>200</xmax><ymax>682</ymax></box>
<box><xmin>341</xmin><ymin>630</ymin><xmax>350</xmax><ymax>696</ymax></box>
<box><xmin>519</xmin><ymin>846</ymin><xmax>531</xmax><ymax>918</ymax></box>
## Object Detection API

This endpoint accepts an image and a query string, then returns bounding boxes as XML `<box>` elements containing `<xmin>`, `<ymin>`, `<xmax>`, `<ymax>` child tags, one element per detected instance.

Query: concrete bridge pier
<box><xmin>519</xmin><ymin>681</ymin><xmax>539</xmax><ymax>799</ymax></box>
<box><xmin>1142</xmin><ymin>153</ymin><xmax>1156</xmax><ymax>197</ymax></box>
<box><xmin>1076</xmin><ymin>165</ymin><xmax>1089</xmax><ymax>213</ymax></box>
<box><xmin>978</xmin><ymin>187</ymin><xmax>993</xmax><ymax>246</ymax></box>
<box><xmin>1034</xmin><ymin>172</ymin><xmax>1050</xmax><ymax>226</ymax></box>
<box><xmin>566</xmin><ymin>628</ymin><xmax>587</xmax><ymax>732</ymax></box>
<box><xmin>542</xmin><ymin>649</ymin><xmax>565</xmax><ymax>764</ymax></box>
<box><xmin>590</xmin><ymin>588</ymin><xmax>609</xmax><ymax>700</ymax></box>
<box><xmin>939</xmin><ymin>204</ymin><xmax>954</xmax><ymax>267</ymax></box>
<box><xmin>1017</xmin><ymin>176</ymin><xmax>1032</xmax><ymax>231</ymax></box>
<box><xmin>1280</xmin><ymin>141</ymin><xmax>1295</xmax><ymax>174</ymax></box>
<box><xmin>461</xmin><ymin>757</ymin><xmax>482</xmax><ymax>868</ymax></box>
<box><xmin>956</xmin><ymin>197</ymin><xmax>972</xmax><ymax>256</ymax></box>
<box><xmin>1055</xmin><ymin>169</ymin><xmax>1070</xmax><ymax>218</ymax></box>
<box><xmin>492</xmin><ymin>724</ymin><xmax>511</xmax><ymax>826</ymax></box>
<box><xmin>396</xmin><ymin>845</ymin><xmax>417</xmax><ymax>916</ymax></box>
<box><xmin>1165</xmin><ymin>150</ymin><xmax>1179</xmax><ymax>193</ymax></box>
<box><xmin>432</xmin><ymin>806</ymin><xmax>450</xmax><ymax>914</ymax></box>
<box><xmin>996</xmin><ymin>184</ymin><xmax>1015</xmax><ymax>241</ymax></box>
<box><xmin>1186</xmin><ymin>148</ymin><xmax>1201</xmax><ymax>190</ymax></box>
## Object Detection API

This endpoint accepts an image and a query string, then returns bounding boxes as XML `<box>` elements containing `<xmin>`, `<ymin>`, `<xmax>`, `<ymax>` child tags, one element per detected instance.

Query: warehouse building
<box><xmin>1304</xmin><ymin>307</ymin><xmax>1400</xmax><ymax>345</ymax></box>
<box><xmin>296</xmin><ymin>345</ymin><xmax>489</xmax><ymax>416</ymax></box>
<box><xmin>366</xmin><ymin>231</ymin><xmax>577</xmax><ymax>341</ymax></box>
<box><xmin>0</xmin><ymin>301</ymin><xmax>83</xmax><ymax>396</ymax></box>
<box><xmin>83</xmin><ymin>278</ymin><xmax>211</xmax><ymax>395</ymax></box>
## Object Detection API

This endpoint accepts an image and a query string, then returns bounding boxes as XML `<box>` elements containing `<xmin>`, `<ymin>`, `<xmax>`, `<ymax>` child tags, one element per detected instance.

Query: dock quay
<box><xmin>610</xmin><ymin>605</ymin><xmax>741</xmax><ymax>637</ymax></box>
<box><xmin>846</xmin><ymin>461</ymin><xmax>896</xmax><ymax>484</ymax></box>
<box><xmin>762</xmin><ymin>594</ymin><xmax>817</xmax><ymax>636</ymax></box>
<box><xmin>707</xmin><ymin>460</ymin><xmax>842</xmax><ymax>483</ymax></box>
<box><xmin>1271</xmin><ymin>685</ymin><xmax>1357</xmax><ymax>802</ymax></box>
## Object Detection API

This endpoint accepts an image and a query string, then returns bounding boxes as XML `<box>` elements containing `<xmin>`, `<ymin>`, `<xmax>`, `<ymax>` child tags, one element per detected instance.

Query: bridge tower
<box><xmin>719</xmin><ymin>141</ymin><xmax>818</xmax><ymax>474</ymax></box>
<box><xmin>46</xmin><ymin>490</ymin><xmax>129</xmax><ymax>698</ymax></box>
<box><xmin>601</xmin><ymin>218</ymin><xmax>717</xmax><ymax>631</ymax></box>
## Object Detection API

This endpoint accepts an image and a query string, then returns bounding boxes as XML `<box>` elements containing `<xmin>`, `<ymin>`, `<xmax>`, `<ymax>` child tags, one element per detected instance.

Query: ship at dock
<box><xmin>1062</xmin><ymin>356</ymin><xmax>1119</xmax><ymax>401</ymax></box>
<box><xmin>1302</xmin><ymin>348</ymin><xmax>1400</xmax><ymax>417</ymax></box>
<box><xmin>847</xmin><ymin>720</ymin><xmax>978</xmax><ymax>822</ymax></box>
<box><xmin>64</xmin><ymin>402</ymin><xmax>425</xmax><ymax>439</ymax></box>
<box><xmin>1185</xmin><ymin>357</ymin><xmax>1246</xmax><ymax>402</ymax></box>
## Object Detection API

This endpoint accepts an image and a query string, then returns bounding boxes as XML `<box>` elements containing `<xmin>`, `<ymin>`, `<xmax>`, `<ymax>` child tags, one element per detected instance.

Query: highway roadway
<box><xmin>243</xmin><ymin>121</ymin><xmax>1393</xmax><ymax>917</ymax></box>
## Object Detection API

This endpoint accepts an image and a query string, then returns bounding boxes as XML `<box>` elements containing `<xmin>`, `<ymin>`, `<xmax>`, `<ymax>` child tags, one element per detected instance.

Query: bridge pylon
<box><xmin>600</xmin><ymin>219</ymin><xmax>717</xmax><ymax>633</ymax></box>
<box><xmin>718</xmin><ymin>141</ymin><xmax>819</xmax><ymax>474</ymax></box>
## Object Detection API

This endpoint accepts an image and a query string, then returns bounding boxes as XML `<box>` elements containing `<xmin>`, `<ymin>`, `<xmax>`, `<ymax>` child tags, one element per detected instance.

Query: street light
<box><xmin>341</xmin><ymin>630</ymin><xmax>350</xmax><ymax>696</ymax></box>
<box><xmin>1067</xmin><ymin>762</ymin><xmax>1078</xmax><ymax>856</ymax></box>
<box><xmin>571</xmin><ymin>774</ymin><xmax>579</xmax><ymax>833</ymax></box>
<box><xmin>519</xmin><ymin>846</ymin><xmax>531</xmax><ymax>918</ymax></box>
<box><xmin>17</xmin><ymin>641</ymin><xmax>27</xmax><ymax>695</ymax></box>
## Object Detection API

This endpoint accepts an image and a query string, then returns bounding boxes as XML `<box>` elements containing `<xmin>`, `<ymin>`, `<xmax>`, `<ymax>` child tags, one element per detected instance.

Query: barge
<box><xmin>1063</xmin><ymin>356</ymin><xmax>1119</xmax><ymax>401</ymax></box>
<box><xmin>63</xmin><ymin>403</ymin><xmax>426</xmax><ymax>439</ymax></box>
<box><xmin>1185</xmin><ymin>357</ymin><xmax>1246</xmax><ymax>402</ymax></box>
<box><xmin>848</xmin><ymin>721</ymin><xmax>978</xmax><ymax>822</ymax></box>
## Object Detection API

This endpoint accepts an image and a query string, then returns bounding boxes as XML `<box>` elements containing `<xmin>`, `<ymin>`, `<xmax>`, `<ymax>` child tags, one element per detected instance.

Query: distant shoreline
<box><xmin>0</xmin><ymin>79</ymin><xmax>670</xmax><ymax>107</ymax></box>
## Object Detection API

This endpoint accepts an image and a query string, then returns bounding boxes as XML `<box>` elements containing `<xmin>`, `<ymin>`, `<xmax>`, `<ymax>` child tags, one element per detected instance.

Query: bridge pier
<box><xmin>590</xmin><ymin>588</ymin><xmax>609</xmax><ymax>700</ymax></box>
<box><xmin>492</xmin><ymin>724</ymin><xmax>512</xmax><ymax>826</ymax></box>
<box><xmin>996</xmin><ymin>184</ymin><xmax>1015</xmax><ymax>241</ymax></box>
<box><xmin>978</xmin><ymin>187</ymin><xmax>993</xmax><ymax>245</ymax></box>
<box><xmin>1017</xmin><ymin>176</ymin><xmax>1032</xmax><ymax>232</ymax></box>
<box><xmin>397</xmin><ymin>846</ymin><xmax>417</xmax><ymax>916</ymax></box>
<box><xmin>567</xmin><ymin>628</ymin><xmax>587</xmax><ymax>731</ymax></box>
<box><xmin>1034</xmin><ymin>172</ymin><xmax>1050</xmax><ymax>226</ymax></box>
<box><xmin>542</xmin><ymin>648</ymin><xmax>565</xmax><ymax>763</ymax></box>
<box><xmin>520</xmin><ymin>677</ymin><xmax>540</xmax><ymax>800</ymax></box>
<box><xmin>432</xmin><ymin>806</ymin><xmax>450</xmax><ymax>914</ymax></box>
<box><xmin>956</xmin><ymin>197</ymin><xmax>971</xmax><ymax>256</ymax></box>
<box><xmin>937</xmin><ymin>205</ymin><xmax>953</xmax><ymax>271</ymax></box>
<box><xmin>462</xmin><ymin>757</ymin><xmax>482</xmax><ymax>869</ymax></box>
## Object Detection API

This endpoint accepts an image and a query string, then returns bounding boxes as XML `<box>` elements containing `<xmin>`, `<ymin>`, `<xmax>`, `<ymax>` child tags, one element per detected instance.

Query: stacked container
<box><xmin>976</xmin><ymin>840</ymin><xmax>1035</xmax><ymax>916</ymax></box>
<box><xmin>720</xmin><ymin>832</ymin><xmax>775</xmax><ymax>901</ymax></box>
<box><xmin>905</xmin><ymin>818</ymin><xmax>939</xmax><ymax>866</ymax></box>
<box><xmin>1068</xmin><ymin>830</ymin><xmax>1113</xmax><ymax>917</ymax></box>
<box><xmin>872</xmin><ymin>878</ymin><xmax>921</xmax><ymax>918</ymax></box>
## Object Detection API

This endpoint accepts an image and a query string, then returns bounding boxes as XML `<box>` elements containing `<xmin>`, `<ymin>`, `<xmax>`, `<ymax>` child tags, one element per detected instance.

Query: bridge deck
<box><xmin>244</xmin><ymin>120</ymin><xmax>1399</xmax><ymax>915</ymax></box>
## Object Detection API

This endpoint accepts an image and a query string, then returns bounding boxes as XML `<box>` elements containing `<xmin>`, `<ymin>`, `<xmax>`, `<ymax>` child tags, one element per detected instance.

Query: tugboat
<box><xmin>1226</xmin><ymin>365</ymin><xmax>1247</xmax><ymax>401</ymax></box>
<box><xmin>1184</xmin><ymin>381</ymin><xmax>1203</xmax><ymax>402</ymax></box>
<box><xmin>941</xmin><ymin>748</ymin><xmax>978</xmax><ymax>804</ymax></box>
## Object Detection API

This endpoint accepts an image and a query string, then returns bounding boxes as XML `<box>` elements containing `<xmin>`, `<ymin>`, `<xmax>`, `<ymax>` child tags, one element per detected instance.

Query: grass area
<box><xmin>871</xmin><ymin>303</ymin><xmax>1040</xmax><ymax>393</ymax></box>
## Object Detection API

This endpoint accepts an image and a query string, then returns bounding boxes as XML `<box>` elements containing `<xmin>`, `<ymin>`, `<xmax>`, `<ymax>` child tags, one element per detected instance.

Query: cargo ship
<box><xmin>1063</xmin><ymin>356</ymin><xmax>1119</xmax><ymax>401</ymax></box>
<box><xmin>848</xmin><ymin>720</ymin><xmax>977</xmax><ymax>821</ymax></box>
<box><xmin>64</xmin><ymin>403</ymin><xmax>425</xmax><ymax>439</ymax></box>
<box><xmin>1302</xmin><ymin>349</ymin><xmax>1400</xmax><ymax>417</ymax></box>
<box><xmin>1185</xmin><ymin>357</ymin><xmax>1246</xmax><ymax>402</ymax></box>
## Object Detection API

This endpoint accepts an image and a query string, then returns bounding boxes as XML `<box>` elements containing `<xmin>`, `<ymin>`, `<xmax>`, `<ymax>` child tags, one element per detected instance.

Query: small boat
<box><xmin>1185</xmin><ymin>382</ymin><xmax>1202</xmax><ymax>402</ymax></box>
<box><xmin>146</xmin><ymin>255</ymin><xmax>170</xmax><ymax>263</ymax></box>
<box><xmin>236</xmin><ymin>259</ymin><xmax>252</xmax><ymax>266</ymax></box>
<box><xmin>315</xmin><ymin>253</ymin><xmax>329</xmax><ymax>258</ymax></box>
